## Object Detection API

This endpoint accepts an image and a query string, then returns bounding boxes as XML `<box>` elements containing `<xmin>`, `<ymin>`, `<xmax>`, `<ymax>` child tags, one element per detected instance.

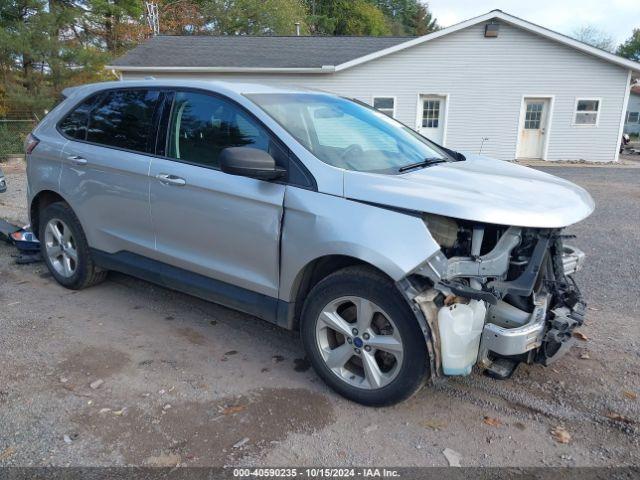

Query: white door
<box><xmin>418</xmin><ymin>96</ymin><xmax>446</xmax><ymax>144</ymax></box>
<box><xmin>517</xmin><ymin>98</ymin><xmax>550</xmax><ymax>159</ymax></box>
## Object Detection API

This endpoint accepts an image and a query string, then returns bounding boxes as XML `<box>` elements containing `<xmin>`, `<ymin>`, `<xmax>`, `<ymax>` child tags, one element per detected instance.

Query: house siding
<box><xmin>123</xmin><ymin>21</ymin><xmax>630</xmax><ymax>162</ymax></box>
<box><xmin>625</xmin><ymin>93</ymin><xmax>640</xmax><ymax>135</ymax></box>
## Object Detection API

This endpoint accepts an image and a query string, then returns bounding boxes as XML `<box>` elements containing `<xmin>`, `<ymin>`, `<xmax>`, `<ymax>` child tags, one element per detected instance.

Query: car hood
<box><xmin>342</xmin><ymin>154</ymin><xmax>595</xmax><ymax>228</ymax></box>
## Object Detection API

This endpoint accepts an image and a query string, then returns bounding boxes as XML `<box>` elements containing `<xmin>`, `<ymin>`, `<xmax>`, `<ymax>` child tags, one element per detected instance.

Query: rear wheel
<box><xmin>301</xmin><ymin>266</ymin><xmax>429</xmax><ymax>406</ymax></box>
<box><xmin>39</xmin><ymin>202</ymin><xmax>107</xmax><ymax>290</ymax></box>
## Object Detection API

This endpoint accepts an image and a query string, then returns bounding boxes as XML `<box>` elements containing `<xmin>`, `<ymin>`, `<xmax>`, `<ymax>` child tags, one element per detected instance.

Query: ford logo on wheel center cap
<box><xmin>353</xmin><ymin>337</ymin><xmax>364</xmax><ymax>348</ymax></box>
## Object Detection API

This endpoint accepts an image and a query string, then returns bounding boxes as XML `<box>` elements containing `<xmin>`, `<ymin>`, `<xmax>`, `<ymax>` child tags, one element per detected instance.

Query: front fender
<box><xmin>279</xmin><ymin>186</ymin><xmax>441</xmax><ymax>301</ymax></box>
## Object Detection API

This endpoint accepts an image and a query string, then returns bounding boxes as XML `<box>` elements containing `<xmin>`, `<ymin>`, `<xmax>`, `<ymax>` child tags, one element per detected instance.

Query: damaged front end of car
<box><xmin>399</xmin><ymin>214</ymin><xmax>587</xmax><ymax>380</ymax></box>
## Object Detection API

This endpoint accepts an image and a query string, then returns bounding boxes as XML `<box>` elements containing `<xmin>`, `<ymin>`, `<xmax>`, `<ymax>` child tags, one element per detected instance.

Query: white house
<box><xmin>108</xmin><ymin>10</ymin><xmax>640</xmax><ymax>162</ymax></box>
<box><xmin>624</xmin><ymin>86</ymin><xmax>640</xmax><ymax>135</ymax></box>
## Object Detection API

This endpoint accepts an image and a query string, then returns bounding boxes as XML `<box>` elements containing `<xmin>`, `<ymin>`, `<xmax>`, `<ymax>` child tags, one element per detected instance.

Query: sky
<box><xmin>427</xmin><ymin>0</ymin><xmax>639</xmax><ymax>45</ymax></box>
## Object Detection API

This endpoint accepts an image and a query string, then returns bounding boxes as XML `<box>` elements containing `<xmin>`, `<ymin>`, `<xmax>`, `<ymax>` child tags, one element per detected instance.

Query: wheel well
<box><xmin>291</xmin><ymin>255</ymin><xmax>390</xmax><ymax>330</ymax></box>
<box><xmin>30</xmin><ymin>190</ymin><xmax>66</xmax><ymax>239</ymax></box>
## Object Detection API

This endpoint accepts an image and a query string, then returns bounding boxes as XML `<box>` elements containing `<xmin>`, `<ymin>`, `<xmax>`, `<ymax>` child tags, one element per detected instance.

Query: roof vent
<box><xmin>485</xmin><ymin>22</ymin><xmax>499</xmax><ymax>38</ymax></box>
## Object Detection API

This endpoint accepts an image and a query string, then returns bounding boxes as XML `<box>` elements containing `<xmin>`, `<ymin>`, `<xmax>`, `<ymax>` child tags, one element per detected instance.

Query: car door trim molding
<box><xmin>90</xmin><ymin>248</ymin><xmax>293</xmax><ymax>328</ymax></box>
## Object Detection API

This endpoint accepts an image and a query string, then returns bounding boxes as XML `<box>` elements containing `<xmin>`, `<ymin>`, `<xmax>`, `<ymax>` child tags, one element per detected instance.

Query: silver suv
<box><xmin>26</xmin><ymin>80</ymin><xmax>594</xmax><ymax>406</ymax></box>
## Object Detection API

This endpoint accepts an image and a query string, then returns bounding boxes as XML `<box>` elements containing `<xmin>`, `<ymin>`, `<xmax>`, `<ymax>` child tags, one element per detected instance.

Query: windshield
<box><xmin>246</xmin><ymin>93</ymin><xmax>452</xmax><ymax>174</ymax></box>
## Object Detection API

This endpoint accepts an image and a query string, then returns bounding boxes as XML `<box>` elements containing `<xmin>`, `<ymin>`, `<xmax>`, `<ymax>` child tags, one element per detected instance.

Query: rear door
<box><xmin>148</xmin><ymin>89</ymin><xmax>286</xmax><ymax>299</ymax></box>
<box><xmin>59</xmin><ymin>88</ymin><xmax>161</xmax><ymax>256</ymax></box>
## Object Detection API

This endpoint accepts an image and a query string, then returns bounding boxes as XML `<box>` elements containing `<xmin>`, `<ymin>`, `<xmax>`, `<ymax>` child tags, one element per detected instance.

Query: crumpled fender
<box><xmin>279</xmin><ymin>186</ymin><xmax>441</xmax><ymax>302</ymax></box>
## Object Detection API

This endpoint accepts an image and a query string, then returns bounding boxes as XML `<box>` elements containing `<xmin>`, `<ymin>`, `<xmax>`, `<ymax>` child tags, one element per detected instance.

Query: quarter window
<box><xmin>58</xmin><ymin>94</ymin><xmax>102</xmax><ymax>140</ymax></box>
<box><xmin>166</xmin><ymin>91</ymin><xmax>279</xmax><ymax>169</ymax></box>
<box><xmin>87</xmin><ymin>89</ymin><xmax>160</xmax><ymax>152</ymax></box>
<box><xmin>574</xmin><ymin>99</ymin><xmax>600</xmax><ymax>126</ymax></box>
<box><xmin>627</xmin><ymin>111</ymin><xmax>639</xmax><ymax>124</ymax></box>
<box><xmin>373</xmin><ymin>97</ymin><xmax>395</xmax><ymax>117</ymax></box>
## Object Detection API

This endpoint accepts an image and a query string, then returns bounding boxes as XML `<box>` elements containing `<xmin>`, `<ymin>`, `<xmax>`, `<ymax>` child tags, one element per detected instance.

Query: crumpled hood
<box><xmin>343</xmin><ymin>154</ymin><xmax>595</xmax><ymax>228</ymax></box>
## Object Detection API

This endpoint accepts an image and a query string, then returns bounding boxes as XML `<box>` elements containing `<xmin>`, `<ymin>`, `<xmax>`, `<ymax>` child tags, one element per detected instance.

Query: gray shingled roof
<box><xmin>111</xmin><ymin>35</ymin><xmax>415</xmax><ymax>69</ymax></box>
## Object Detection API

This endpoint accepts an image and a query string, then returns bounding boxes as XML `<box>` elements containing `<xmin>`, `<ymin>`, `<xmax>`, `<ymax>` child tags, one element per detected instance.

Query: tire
<box><xmin>300</xmin><ymin>266</ymin><xmax>429</xmax><ymax>406</ymax></box>
<box><xmin>39</xmin><ymin>201</ymin><xmax>107</xmax><ymax>290</ymax></box>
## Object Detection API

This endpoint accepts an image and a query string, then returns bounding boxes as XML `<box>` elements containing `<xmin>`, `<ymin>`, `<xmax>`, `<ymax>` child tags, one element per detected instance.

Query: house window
<box><xmin>524</xmin><ymin>102</ymin><xmax>544</xmax><ymax>129</ymax></box>
<box><xmin>627</xmin><ymin>111</ymin><xmax>639</xmax><ymax>124</ymax></box>
<box><xmin>373</xmin><ymin>97</ymin><xmax>395</xmax><ymax>117</ymax></box>
<box><xmin>574</xmin><ymin>99</ymin><xmax>600</xmax><ymax>125</ymax></box>
<box><xmin>422</xmin><ymin>100</ymin><xmax>440</xmax><ymax>128</ymax></box>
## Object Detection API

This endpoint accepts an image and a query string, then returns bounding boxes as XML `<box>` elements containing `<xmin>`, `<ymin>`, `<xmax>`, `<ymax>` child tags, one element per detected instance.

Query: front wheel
<box><xmin>300</xmin><ymin>266</ymin><xmax>429</xmax><ymax>406</ymax></box>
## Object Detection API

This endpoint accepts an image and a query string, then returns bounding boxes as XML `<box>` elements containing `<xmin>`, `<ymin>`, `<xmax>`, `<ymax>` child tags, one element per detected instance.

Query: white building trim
<box><xmin>104</xmin><ymin>65</ymin><xmax>337</xmax><ymax>74</ymax></box>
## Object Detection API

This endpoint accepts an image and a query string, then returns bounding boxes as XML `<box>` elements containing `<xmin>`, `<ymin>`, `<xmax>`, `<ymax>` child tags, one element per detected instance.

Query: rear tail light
<box><xmin>25</xmin><ymin>133</ymin><xmax>40</xmax><ymax>155</ymax></box>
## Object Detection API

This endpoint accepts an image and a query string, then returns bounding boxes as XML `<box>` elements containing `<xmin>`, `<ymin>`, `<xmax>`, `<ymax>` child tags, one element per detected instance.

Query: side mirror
<box><xmin>219</xmin><ymin>147</ymin><xmax>286</xmax><ymax>181</ymax></box>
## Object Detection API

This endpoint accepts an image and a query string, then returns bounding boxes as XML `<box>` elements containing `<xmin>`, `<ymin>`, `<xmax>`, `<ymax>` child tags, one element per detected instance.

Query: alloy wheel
<box><xmin>315</xmin><ymin>296</ymin><xmax>404</xmax><ymax>390</ymax></box>
<box><xmin>44</xmin><ymin>218</ymin><xmax>78</xmax><ymax>278</ymax></box>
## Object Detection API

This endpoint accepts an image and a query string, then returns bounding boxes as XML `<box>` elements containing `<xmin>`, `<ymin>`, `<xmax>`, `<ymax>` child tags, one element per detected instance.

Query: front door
<box><xmin>418</xmin><ymin>95</ymin><xmax>446</xmax><ymax>144</ymax></box>
<box><xmin>148</xmin><ymin>90</ymin><xmax>286</xmax><ymax>299</ymax></box>
<box><xmin>517</xmin><ymin>98</ymin><xmax>550</xmax><ymax>159</ymax></box>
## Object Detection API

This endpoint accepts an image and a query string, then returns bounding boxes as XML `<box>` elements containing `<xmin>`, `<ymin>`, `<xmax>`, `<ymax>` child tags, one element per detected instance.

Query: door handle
<box><xmin>67</xmin><ymin>155</ymin><xmax>87</xmax><ymax>166</ymax></box>
<box><xmin>156</xmin><ymin>173</ymin><xmax>186</xmax><ymax>186</ymax></box>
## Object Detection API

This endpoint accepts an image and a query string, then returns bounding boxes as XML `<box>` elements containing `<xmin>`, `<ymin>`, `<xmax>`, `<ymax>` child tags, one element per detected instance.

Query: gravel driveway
<box><xmin>0</xmin><ymin>159</ymin><xmax>638</xmax><ymax>467</ymax></box>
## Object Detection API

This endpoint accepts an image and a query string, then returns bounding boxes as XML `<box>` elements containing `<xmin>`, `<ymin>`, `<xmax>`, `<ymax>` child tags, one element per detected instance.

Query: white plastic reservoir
<box><xmin>438</xmin><ymin>300</ymin><xmax>487</xmax><ymax>375</ymax></box>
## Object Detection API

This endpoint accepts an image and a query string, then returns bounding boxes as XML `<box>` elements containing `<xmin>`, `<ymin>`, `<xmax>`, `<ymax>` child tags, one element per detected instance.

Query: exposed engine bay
<box><xmin>401</xmin><ymin>213</ymin><xmax>587</xmax><ymax>379</ymax></box>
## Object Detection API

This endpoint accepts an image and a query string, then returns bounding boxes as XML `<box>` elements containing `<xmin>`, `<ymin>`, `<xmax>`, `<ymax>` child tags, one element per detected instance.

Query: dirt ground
<box><xmin>0</xmin><ymin>158</ymin><xmax>638</xmax><ymax>467</ymax></box>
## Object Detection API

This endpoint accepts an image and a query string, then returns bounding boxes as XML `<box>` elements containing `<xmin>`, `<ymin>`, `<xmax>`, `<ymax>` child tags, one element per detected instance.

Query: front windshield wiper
<box><xmin>398</xmin><ymin>158</ymin><xmax>447</xmax><ymax>173</ymax></box>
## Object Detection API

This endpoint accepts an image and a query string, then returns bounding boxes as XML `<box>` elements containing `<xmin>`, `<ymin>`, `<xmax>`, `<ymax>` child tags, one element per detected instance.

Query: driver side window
<box><xmin>166</xmin><ymin>91</ymin><xmax>273</xmax><ymax>169</ymax></box>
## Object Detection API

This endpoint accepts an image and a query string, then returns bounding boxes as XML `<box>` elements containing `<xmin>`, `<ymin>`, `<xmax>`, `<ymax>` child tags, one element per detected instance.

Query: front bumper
<box><xmin>477</xmin><ymin>244</ymin><xmax>586</xmax><ymax>368</ymax></box>
<box><xmin>478</xmin><ymin>294</ymin><xmax>548</xmax><ymax>367</ymax></box>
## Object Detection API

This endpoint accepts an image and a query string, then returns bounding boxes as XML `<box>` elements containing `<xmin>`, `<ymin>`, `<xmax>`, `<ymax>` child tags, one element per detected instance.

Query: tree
<box><xmin>572</xmin><ymin>24</ymin><xmax>615</xmax><ymax>52</ymax></box>
<box><xmin>335</xmin><ymin>0</ymin><xmax>390</xmax><ymax>35</ymax></box>
<box><xmin>203</xmin><ymin>0</ymin><xmax>308</xmax><ymax>35</ymax></box>
<box><xmin>411</xmin><ymin>3</ymin><xmax>437</xmax><ymax>36</ymax></box>
<box><xmin>84</xmin><ymin>0</ymin><xmax>144</xmax><ymax>54</ymax></box>
<box><xmin>617</xmin><ymin>28</ymin><xmax>640</xmax><ymax>62</ymax></box>
<box><xmin>368</xmin><ymin>0</ymin><xmax>438</xmax><ymax>35</ymax></box>
<box><xmin>0</xmin><ymin>0</ymin><xmax>108</xmax><ymax>115</ymax></box>
<box><xmin>155</xmin><ymin>0</ymin><xmax>207</xmax><ymax>35</ymax></box>
<box><xmin>305</xmin><ymin>0</ymin><xmax>390</xmax><ymax>35</ymax></box>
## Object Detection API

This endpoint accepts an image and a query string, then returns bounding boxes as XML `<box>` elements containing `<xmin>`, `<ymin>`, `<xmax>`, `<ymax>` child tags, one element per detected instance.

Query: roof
<box><xmin>109</xmin><ymin>36</ymin><xmax>413</xmax><ymax>71</ymax></box>
<box><xmin>107</xmin><ymin>10</ymin><xmax>640</xmax><ymax>74</ymax></box>
<box><xmin>64</xmin><ymin>79</ymin><xmax>320</xmax><ymax>97</ymax></box>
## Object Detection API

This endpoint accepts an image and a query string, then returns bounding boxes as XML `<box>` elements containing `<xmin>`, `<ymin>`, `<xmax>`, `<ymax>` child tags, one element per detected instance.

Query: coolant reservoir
<box><xmin>438</xmin><ymin>300</ymin><xmax>487</xmax><ymax>375</ymax></box>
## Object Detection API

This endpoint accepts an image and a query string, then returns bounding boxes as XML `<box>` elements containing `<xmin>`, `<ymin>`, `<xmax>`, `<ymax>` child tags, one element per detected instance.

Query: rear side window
<box><xmin>59</xmin><ymin>95</ymin><xmax>101</xmax><ymax>140</ymax></box>
<box><xmin>86</xmin><ymin>89</ymin><xmax>160</xmax><ymax>153</ymax></box>
<box><xmin>166</xmin><ymin>91</ymin><xmax>274</xmax><ymax>169</ymax></box>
